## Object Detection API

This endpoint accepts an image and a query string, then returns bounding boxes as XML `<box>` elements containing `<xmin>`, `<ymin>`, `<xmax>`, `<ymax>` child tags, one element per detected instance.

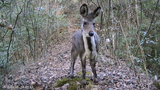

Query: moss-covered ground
<box><xmin>54</xmin><ymin>72</ymin><xmax>94</xmax><ymax>90</ymax></box>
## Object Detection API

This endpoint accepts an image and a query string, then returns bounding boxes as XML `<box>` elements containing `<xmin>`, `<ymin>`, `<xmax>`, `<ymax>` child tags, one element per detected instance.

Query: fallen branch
<box><xmin>0</xmin><ymin>23</ymin><xmax>14</xmax><ymax>30</ymax></box>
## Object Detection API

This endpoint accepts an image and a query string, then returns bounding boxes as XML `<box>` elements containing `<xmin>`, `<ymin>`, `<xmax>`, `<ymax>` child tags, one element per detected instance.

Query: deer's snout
<box><xmin>89</xmin><ymin>31</ymin><xmax>94</xmax><ymax>36</ymax></box>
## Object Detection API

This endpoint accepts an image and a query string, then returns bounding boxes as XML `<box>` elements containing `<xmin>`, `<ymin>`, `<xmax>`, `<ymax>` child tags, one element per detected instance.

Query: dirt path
<box><xmin>3</xmin><ymin>17</ymin><xmax>156</xmax><ymax>90</ymax></box>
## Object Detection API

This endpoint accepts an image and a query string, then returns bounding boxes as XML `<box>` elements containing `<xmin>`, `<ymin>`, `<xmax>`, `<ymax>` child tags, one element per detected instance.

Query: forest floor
<box><xmin>3</xmin><ymin>17</ymin><xmax>157</xmax><ymax>90</ymax></box>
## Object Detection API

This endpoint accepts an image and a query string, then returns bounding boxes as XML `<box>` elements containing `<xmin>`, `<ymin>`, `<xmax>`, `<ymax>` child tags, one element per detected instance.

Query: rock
<box><xmin>42</xmin><ymin>76</ymin><xmax>48</xmax><ymax>83</ymax></box>
<box><xmin>61</xmin><ymin>83</ymin><xmax>70</xmax><ymax>90</ymax></box>
<box><xmin>76</xmin><ymin>81</ymin><xmax>81</xmax><ymax>85</ymax></box>
<box><xmin>109</xmin><ymin>88</ymin><xmax>113</xmax><ymax>90</ymax></box>
<box><xmin>99</xmin><ymin>72</ymin><xmax>106</xmax><ymax>80</ymax></box>
<box><xmin>117</xmin><ymin>72</ymin><xmax>122</xmax><ymax>76</ymax></box>
<box><xmin>31</xmin><ymin>80</ymin><xmax>36</xmax><ymax>85</ymax></box>
<box><xmin>91</xmin><ymin>88</ymin><xmax>98</xmax><ymax>90</ymax></box>
<box><xmin>91</xmin><ymin>85</ymin><xmax>98</xmax><ymax>90</ymax></box>
<box><xmin>100</xmin><ymin>75</ymin><xmax>105</xmax><ymax>80</ymax></box>
<box><xmin>113</xmin><ymin>70</ymin><xmax>116</xmax><ymax>76</ymax></box>
<box><xmin>99</xmin><ymin>81</ymin><xmax>106</xmax><ymax>85</ymax></box>
<box><xmin>116</xmin><ymin>82</ymin><xmax>121</xmax><ymax>87</ymax></box>
<box><xmin>37</xmin><ymin>62</ymin><xmax>42</xmax><ymax>66</ymax></box>
<box><xmin>8</xmin><ymin>75</ymin><xmax>13</xmax><ymax>80</ymax></box>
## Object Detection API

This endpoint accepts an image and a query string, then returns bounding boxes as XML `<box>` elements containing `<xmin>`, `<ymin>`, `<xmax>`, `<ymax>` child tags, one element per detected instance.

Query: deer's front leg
<box><xmin>70</xmin><ymin>48</ymin><xmax>78</xmax><ymax>78</ymax></box>
<box><xmin>81</xmin><ymin>57</ymin><xmax>87</xmax><ymax>85</ymax></box>
<box><xmin>90</xmin><ymin>58</ymin><xmax>98</xmax><ymax>83</ymax></box>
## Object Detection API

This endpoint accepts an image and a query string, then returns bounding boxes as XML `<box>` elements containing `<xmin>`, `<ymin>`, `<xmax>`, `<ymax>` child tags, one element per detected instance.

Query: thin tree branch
<box><xmin>13</xmin><ymin>8</ymin><xmax>22</xmax><ymax>29</ymax></box>
<box><xmin>97</xmin><ymin>0</ymin><xmax>100</xmax><ymax>6</ymax></box>
<box><xmin>7</xmin><ymin>31</ymin><xmax>14</xmax><ymax>63</ymax></box>
<box><xmin>143</xmin><ymin>0</ymin><xmax>159</xmax><ymax>39</ymax></box>
<box><xmin>7</xmin><ymin>8</ymin><xmax>22</xmax><ymax>63</ymax></box>
<box><xmin>90</xmin><ymin>0</ymin><xmax>98</xmax><ymax>7</ymax></box>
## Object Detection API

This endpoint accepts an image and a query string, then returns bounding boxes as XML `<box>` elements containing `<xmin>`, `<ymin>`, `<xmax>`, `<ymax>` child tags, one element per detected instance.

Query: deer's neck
<box><xmin>82</xmin><ymin>32</ymin><xmax>97</xmax><ymax>59</ymax></box>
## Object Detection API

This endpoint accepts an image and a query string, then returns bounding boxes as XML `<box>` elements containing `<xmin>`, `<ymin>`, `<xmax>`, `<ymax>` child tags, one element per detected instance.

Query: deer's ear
<box><xmin>80</xmin><ymin>4</ymin><xmax>88</xmax><ymax>17</ymax></box>
<box><xmin>92</xmin><ymin>7</ymin><xmax>101</xmax><ymax>18</ymax></box>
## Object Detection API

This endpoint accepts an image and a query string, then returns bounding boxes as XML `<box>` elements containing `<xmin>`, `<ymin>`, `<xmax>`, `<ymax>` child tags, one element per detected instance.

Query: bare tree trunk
<box><xmin>139</xmin><ymin>0</ymin><xmax>142</xmax><ymax>24</ymax></box>
<box><xmin>107</xmin><ymin>0</ymin><xmax>111</xmax><ymax>27</ymax></box>
<box><xmin>135</xmin><ymin>0</ymin><xmax>139</xmax><ymax>27</ymax></box>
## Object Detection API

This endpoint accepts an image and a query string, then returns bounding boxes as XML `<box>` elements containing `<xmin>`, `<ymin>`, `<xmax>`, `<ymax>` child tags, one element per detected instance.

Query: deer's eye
<box><xmin>83</xmin><ymin>22</ymin><xmax>87</xmax><ymax>25</ymax></box>
<box><xmin>93</xmin><ymin>23</ymin><xmax>95</xmax><ymax>27</ymax></box>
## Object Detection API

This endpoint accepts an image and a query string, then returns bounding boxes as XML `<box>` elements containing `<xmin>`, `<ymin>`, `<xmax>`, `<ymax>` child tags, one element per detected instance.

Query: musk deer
<box><xmin>70</xmin><ymin>4</ymin><xmax>101</xmax><ymax>85</ymax></box>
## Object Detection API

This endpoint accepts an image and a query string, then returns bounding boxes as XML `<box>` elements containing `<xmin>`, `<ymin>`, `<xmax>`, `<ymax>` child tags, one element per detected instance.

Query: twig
<box><xmin>58</xmin><ymin>55</ymin><xmax>64</xmax><ymax>62</ymax></box>
<box><xmin>1</xmin><ymin>29</ymin><xmax>8</xmax><ymax>41</ymax></box>
<box><xmin>141</xmin><ymin>0</ymin><xmax>159</xmax><ymax>40</ymax></box>
<box><xmin>90</xmin><ymin>0</ymin><xmax>98</xmax><ymax>7</ymax></box>
<box><xmin>97</xmin><ymin>0</ymin><xmax>100</xmax><ymax>6</ymax></box>
<box><xmin>7</xmin><ymin>8</ymin><xmax>22</xmax><ymax>63</ymax></box>
<box><xmin>7</xmin><ymin>31</ymin><xmax>14</xmax><ymax>63</ymax></box>
<box><xmin>13</xmin><ymin>8</ymin><xmax>22</xmax><ymax>29</ymax></box>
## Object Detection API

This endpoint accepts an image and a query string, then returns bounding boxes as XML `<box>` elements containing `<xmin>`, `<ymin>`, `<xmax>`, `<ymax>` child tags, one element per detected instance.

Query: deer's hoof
<box><xmin>81</xmin><ymin>80</ymin><xmax>88</xmax><ymax>85</ymax></box>
<box><xmin>70</xmin><ymin>74</ymin><xmax>74</xmax><ymax>78</ymax></box>
<box><xmin>93</xmin><ymin>78</ymin><xmax>98</xmax><ymax>84</ymax></box>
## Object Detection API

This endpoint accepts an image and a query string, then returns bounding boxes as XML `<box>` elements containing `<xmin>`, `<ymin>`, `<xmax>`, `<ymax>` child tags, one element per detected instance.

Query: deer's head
<box><xmin>80</xmin><ymin>4</ymin><xmax>101</xmax><ymax>37</ymax></box>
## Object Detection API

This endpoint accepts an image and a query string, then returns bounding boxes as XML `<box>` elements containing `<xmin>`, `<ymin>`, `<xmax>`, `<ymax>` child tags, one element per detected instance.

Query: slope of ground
<box><xmin>3</xmin><ymin>15</ymin><xmax>157</xmax><ymax>90</ymax></box>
